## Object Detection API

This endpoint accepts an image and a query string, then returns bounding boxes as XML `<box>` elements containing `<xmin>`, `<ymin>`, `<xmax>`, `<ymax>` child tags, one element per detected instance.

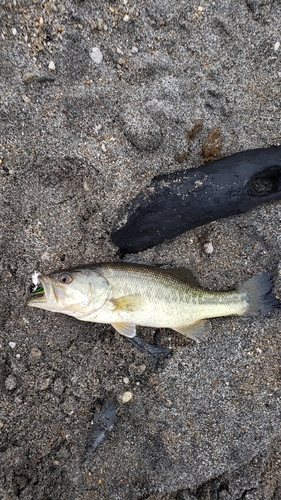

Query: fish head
<box><xmin>27</xmin><ymin>267</ymin><xmax>111</xmax><ymax>318</ymax></box>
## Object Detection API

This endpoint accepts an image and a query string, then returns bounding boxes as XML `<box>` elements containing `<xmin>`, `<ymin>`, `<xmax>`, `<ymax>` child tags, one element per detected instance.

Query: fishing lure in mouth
<box><xmin>111</xmin><ymin>145</ymin><xmax>281</xmax><ymax>253</ymax></box>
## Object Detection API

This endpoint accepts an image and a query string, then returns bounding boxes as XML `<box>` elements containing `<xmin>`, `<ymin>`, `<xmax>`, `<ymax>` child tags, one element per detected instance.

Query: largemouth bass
<box><xmin>27</xmin><ymin>262</ymin><xmax>279</xmax><ymax>341</ymax></box>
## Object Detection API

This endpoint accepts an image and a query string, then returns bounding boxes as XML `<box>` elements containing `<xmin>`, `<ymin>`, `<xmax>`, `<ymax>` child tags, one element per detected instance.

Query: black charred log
<box><xmin>111</xmin><ymin>146</ymin><xmax>281</xmax><ymax>253</ymax></box>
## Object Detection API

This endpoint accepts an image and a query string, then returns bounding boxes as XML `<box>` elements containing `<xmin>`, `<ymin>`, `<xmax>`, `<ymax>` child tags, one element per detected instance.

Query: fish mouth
<box><xmin>27</xmin><ymin>278</ymin><xmax>47</xmax><ymax>306</ymax></box>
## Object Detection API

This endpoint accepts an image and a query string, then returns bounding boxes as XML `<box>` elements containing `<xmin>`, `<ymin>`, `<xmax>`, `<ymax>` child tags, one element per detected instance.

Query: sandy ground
<box><xmin>0</xmin><ymin>0</ymin><xmax>281</xmax><ymax>499</ymax></box>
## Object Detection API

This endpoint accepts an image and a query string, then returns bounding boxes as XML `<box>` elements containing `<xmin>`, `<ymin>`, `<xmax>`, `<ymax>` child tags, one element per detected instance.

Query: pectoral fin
<box><xmin>173</xmin><ymin>320</ymin><xmax>206</xmax><ymax>342</ymax></box>
<box><xmin>112</xmin><ymin>322</ymin><xmax>136</xmax><ymax>338</ymax></box>
<box><xmin>112</xmin><ymin>294</ymin><xmax>141</xmax><ymax>312</ymax></box>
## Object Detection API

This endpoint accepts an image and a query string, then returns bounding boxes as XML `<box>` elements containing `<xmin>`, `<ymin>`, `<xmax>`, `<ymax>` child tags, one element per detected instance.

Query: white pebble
<box><xmin>83</xmin><ymin>180</ymin><xmax>90</xmax><ymax>191</ymax></box>
<box><xmin>38</xmin><ymin>378</ymin><xmax>51</xmax><ymax>391</ymax></box>
<box><xmin>41</xmin><ymin>251</ymin><xmax>50</xmax><ymax>261</ymax></box>
<box><xmin>95</xmin><ymin>123</ymin><xmax>102</xmax><ymax>133</ymax></box>
<box><xmin>30</xmin><ymin>347</ymin><xmax>42</xmax><ymax>360</ymax></box>
<box><xmin>16</xmin><ymin>354</ymin><xmax>21</xmax><ymax>359</ymax></box>
<box><xmin>90</xmin><ymin>47</ymin><xmax>103</xmax><ymax>64</ymax></box>
<box><xmin>12</xmin><ymin>28</ymin><xmax>17</xmax><ymax>36</ymax></box>
<box><xmin>101</xmin><ymin>143</ymin><xmax>107</xmax><ymax>152</ymax></box>
<box><xmin>123</xmin><ymin>377</ymin><xmax>129</xmax><ymax>384</ymax></box>
<box><xmin>9</xmin><ymin>342</ymin><xmax>16</xmax><ymax>349</ymax></box>
<box><xmin>204</xmin><ymin>241</ymin><xmax>214</xmax><ymax>255</ymax></box>
<box><xmin>48</xmin><ymin>60</ymin><xmax>55</xmax><ymax>71</ymax></box>
<box><xmin>22</xmin><ymin>94</ymin><xmax>31</xmax><ymax>103</ymax></box>
<box><xmin>23</xmin><ymin>72</ymin><xmax>35</xmax><ymax>83</ymax></box>
<box><xmin>5</xmin><ymin>375</ymin><xmax>17</xmax><ymax>391</ymax></box>
<box><xmin>274</xmin><ymin>41</ymin><xmax>280</xmax><ymax>51</ymax></box>
<box><xmin>122</xmin><ymin>391</ymin><xmax>133</xmax><ymax>403</ymax></box>
<box><xmin>97</xmin><ymin>18</ymin><xmax>104</xmax><ymax>30</ymax></box>
<box><xmin>123</xmin><ymin>14</ymin><xmax>130</xmax><ymax>22</ymax></box>
<box><xmin>130</xmin><ymin>46</ymin><xmax>138</xmax><ymax>54</ymax></box>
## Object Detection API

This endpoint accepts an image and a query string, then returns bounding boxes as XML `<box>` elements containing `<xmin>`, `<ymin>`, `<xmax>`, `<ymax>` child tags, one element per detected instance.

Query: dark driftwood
<box><xmin>111</xmin><ymin>146</ymin><xmax>281</xmax><ymax>253</ymax></box>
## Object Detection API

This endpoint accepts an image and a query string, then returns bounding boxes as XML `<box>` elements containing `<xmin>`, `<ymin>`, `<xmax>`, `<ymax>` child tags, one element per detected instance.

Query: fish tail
<box><xmin>239</xmin><ymin>273</ymin><xmax>280</xmax><ymax>316</ymax></box>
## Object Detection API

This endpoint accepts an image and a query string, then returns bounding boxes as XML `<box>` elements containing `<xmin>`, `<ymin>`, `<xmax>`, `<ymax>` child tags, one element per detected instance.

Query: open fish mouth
<box><xmin>30</xmin><ymin>285</ymin><xmax>45</xmax><ymax>300</ymax></box>
<box><xmin>27</xmin><ymin>274</ymin><xmax>47</xmax><ymax>304</ymax></box>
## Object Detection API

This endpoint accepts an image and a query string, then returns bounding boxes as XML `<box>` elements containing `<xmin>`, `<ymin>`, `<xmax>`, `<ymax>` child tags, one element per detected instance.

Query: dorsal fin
<box><xmin>165</xmin><ymin>267</ymin><xmax>199</xmax><ymax>287</ymax></box>
<box><xmin>122</xmin><ymin>255</ymin><xmax>146</xmax><ymax>265</ymax></box>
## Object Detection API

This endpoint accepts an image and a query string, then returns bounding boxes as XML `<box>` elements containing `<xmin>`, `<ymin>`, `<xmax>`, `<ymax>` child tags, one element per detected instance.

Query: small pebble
<box><xmin>204</xmin><ymin>241</ymin><xmax>214</xmax><ymax>255</ymax></box>
<box><xmin>123</xmin><ymin>14</ymin><xmax>130</xmax><ymax>22</ymax></box>
<box><xmin>83</xmin><ymin>180</ymin><xmax>90</xmax><ymax>191</ymax></box>
<box><xmin>122</xmin><ymin>391</ymin><xmax>133</xmax><ymax>403</ymax></box>
<box><xmin>123</xmin><ymin>377</ymin><xmax>129</xmax><ymax>384</ymax></box>
<box><xmin>90</xmin><ymin>47</ymin><xmax>103</xmax><ymax>64</ymax></box>
<box><xmin>130</xmin><ymin>46</ymin><xmax>138</xmax><ymax>54</ymax></box>
<box><xmin>12</xmin><ymin>28</ymin><xmax>17</xmax><ymax>36</ymax></box>
<box><xmin>23</xmin><ymin>72</ymin><xmax>35</xmax><ymax>83</ymax></box>
<box><xmin>5</xmin><ymin>375</ymin><xmax>17</xmax><ymax>391</ymax></box>
<box><xmin>41</xmin><ymin>251</ymin><xmax>50</xmax><ymax>261</ymax></box>
<box><xmin>9</xmin><ymin>342</ymin><xmax>16</xmax><ymax>349</ymax></box>
<box><xmin>38</xmin><ymin>378</ymin><xmax>51</xmax><ymax>391</ymax></box>
<box><xmin>274</xmin><ymin>41</ymin><xmax>280</xmax><ymax>51</ymax></box>
<box><xmin>95</xmin><ymin>123</ymin><xmax>102</xmax><ymax>133</ymax></box>
<box><xmin>0</xmin><ymin>422</ymin><xmax>4</xmax><ymax>428</ymax></box>
<box><xmin>16</xmin><ymin>354</ymin><xmax>21</xmax><ymax>359</ymax></box>
<box><xmin>118</xmin><ymin>58</ymin><xmax>126</xmax><ymax>66</ymax></box>
<box><xmin>53</xmin><ymin>378</ymin><xmax>64</xmax><ymax>395</ymax></box>
<box><xmin>22</xmin><ymin>95</ymin><xmax>31</xmax><ymax>103</ymax></box>
<box><xmin>89</xmin><ymin>20</ymin><xmax>97</xmax><ymax>31</ymax></box>
<box><xmin>101</xmin><ymin>143</ymin><xmax>107</xmax><ymax>152</ymax></box>
<box><xmin>97</xmin><ymin>18</ymin><xmax>104</xmax><ymax>30</ymax></box>
<box><xmin>30</xmin><ymin>347</ymin><xmax>42</xmax><ymax>360</ymax></box>
<box><xmin>48</xmin><ymin>60</ymin><xmax>56</xmax><ymax>71</ymax></box>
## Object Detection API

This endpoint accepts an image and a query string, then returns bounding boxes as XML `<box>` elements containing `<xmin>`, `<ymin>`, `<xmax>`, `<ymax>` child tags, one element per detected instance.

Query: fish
<box><xmin>27</xmin><ymin>262</ymin><xmax>279</xmax><ymax>342</ymax></box>
<box><xmin>111</xmin><ymin>145</ymin><xmax>281</xmax><ymax>253</ymax></box>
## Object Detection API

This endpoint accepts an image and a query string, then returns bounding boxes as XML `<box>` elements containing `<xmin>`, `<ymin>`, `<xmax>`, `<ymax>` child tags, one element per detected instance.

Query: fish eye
<box><xmin>59</xmin><ymin>272</ymin><xmax>73</xmax><ymax>284</ymax></box>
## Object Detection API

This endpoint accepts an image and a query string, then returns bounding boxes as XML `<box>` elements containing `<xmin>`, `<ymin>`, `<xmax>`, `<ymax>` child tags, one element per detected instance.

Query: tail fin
<box><xmin>239</xmin><ymin>273</ymin><xmax>280</xmax><ymax>316</ymax></box>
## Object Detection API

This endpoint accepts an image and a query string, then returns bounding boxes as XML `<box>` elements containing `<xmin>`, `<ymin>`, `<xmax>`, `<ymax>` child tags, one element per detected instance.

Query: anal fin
<box><xmin>173</xmin><ymin>320</ymin><xmax>206</xmax><ymax>343</ymax></box>
<box><xmin>112</xmin><ymin>322</ymin><xmax>136</xmax><ymax>338</ymax></box>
